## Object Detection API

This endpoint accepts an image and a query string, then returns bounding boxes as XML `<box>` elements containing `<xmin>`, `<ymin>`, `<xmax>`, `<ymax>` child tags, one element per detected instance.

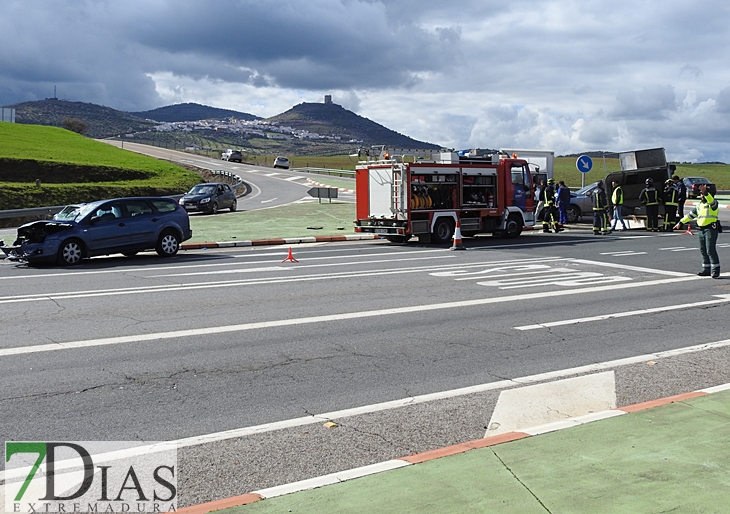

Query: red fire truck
<box><xmin>355</xmin><ymin>151</ymin><xmax>537</xmax><ymax>243</ymax></box>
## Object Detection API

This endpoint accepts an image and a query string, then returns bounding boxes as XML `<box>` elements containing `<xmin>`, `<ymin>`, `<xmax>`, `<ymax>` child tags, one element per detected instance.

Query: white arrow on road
<box><xmin>515</xmin><ymin>294</ymin><xmax>730</xmax><ymax>330</ymax></box>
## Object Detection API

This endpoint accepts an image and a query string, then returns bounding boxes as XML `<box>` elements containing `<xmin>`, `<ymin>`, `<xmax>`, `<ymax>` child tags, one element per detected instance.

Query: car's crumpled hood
<box><xmin>0</xmin><ymin>221</ymin><xmax>75</xmax><ymax>260</ymax></box>
<box><xmin>15</xmin><ymin>220</ymin><xmax>75</xmax><ymax>244</ymax></box>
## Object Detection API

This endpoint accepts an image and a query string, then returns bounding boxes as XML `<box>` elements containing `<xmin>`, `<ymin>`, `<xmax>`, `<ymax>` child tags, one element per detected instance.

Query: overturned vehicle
<box><xmin>0</xmin><ymin>197</ymin><xmax>192</xmax><ymax>266</ymax></box>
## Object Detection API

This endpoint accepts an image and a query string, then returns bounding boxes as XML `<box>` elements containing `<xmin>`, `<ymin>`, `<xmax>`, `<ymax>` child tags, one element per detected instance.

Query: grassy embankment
<box><xmin>554</xmin><ymin>157</ymin><xmax>730</xmax><ymax>189</ymax></box>
<box><xmin>0</xmin><ymin>122</ymin><xmax>201</xmax><ymax>211</ymax></box>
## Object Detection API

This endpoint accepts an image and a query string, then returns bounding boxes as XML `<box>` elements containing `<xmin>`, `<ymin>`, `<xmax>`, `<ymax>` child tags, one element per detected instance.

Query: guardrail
<box><xmin>210</xmin><ymin>169</ymin><xmax>245</xmax><ymax>187</ymax></box>
<box><xmin>291</xmin><ymin>167</ymin><xmax>355</xmax><ymax>178</ymax></box>
<box><xmin>0</xmin><ymin>206</ymin><xmax>65</xmax><ymax>220</ymax></box>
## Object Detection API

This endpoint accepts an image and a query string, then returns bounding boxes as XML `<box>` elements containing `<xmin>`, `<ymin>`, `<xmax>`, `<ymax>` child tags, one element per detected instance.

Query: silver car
<box><xmin>537</xmin><ymin>182</ymin><xmax>596</xmax><ymax>223</ymax></box>
<box><xmin>273</xmin><ymin>156</ymin><xmax>290</xmax><ymax>169</ymax></box>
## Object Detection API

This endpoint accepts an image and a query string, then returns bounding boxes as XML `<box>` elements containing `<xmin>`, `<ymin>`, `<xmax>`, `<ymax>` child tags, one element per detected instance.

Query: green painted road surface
<box><xmin>225</xmin><ymin>390</ymin><xmax>730</xmax><ymax>514</ymax></box>
<box><xmin>188</xmin><ymin>201</ymin><xmax>356</xmax><ymax>242</ymax></box>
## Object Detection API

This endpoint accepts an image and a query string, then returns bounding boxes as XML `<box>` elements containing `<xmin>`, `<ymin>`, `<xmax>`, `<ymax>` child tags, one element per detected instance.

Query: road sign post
<box><xmin>308</xmin><ymin>187</ymin><xmax>338</xmax><ymax>204</ymax></box>
<box><xmin>576</xmin><ymin>155</ymin><xmax>593</xmax><ymax>188</ymax></box>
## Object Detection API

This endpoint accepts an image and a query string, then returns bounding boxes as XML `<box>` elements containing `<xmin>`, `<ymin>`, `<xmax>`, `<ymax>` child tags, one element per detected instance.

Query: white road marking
<box><xmin>569</xmin><ymin>259</ymin><xmax>689</xmax><ymax>276</ymax></box>
<box><xmin>261</xmin><ymin>197</ymin><xmax>278</xmax><ymax>203</ymax></box>
<box><xmin>285</xmin><ymin>176</ymin><xmax>306</xmax><ymax>181</ymax></box>
<box><xmin>515</xmin><ymin>295</ymin><xmax>730</xmax><ymax>330</ymax></box>
<box><xmin>265</xmin><ymin>173</ymin><xmax>281</xmax><ymax>177</ymax></box>
<box><xmin>0</xmin><ymin>256</ymin><xmax>456</xmax><ymax>304</ymax></box>
<box><xmin>485</xmin><ymin>372</ymin><xmax>616</xmax><ymax>436</ymax></box>
<box><xmin>600</xmin><ymin>251</ymin><xmax>647</xmax><ymax>256</ymax></box>
<box><xmin>0</xmin><ymin>274</ymin><xmax>698</xmax><ymax>357</ymax></box>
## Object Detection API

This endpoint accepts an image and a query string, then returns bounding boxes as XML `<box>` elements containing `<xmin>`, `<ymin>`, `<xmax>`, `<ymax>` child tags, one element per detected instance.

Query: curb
<box><xmin>176</xmin><ymin>382</ymin><xmax>730</xmax><ymax>513</ymax></box>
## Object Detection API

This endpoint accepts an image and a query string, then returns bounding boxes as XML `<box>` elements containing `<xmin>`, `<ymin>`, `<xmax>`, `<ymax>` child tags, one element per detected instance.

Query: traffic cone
<box><xmin>683</xmin><ymin>223</ymin><xmax>693</xmax><ymax>235</ymax></box>
<box><xmin>451</xmin><ymin>220</ymin><xmax>466</xmax><ymax>251</ymax></box>
<box><xmin>282</xmin><ymin>247</ymin><xmax>299</xmax><ymax>262</ymax></box>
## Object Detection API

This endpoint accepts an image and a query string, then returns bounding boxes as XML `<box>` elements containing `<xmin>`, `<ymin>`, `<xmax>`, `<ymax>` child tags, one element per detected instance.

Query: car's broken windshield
<box><xmin>53</xmin><ymin>204</ymin><xmax>93</xmax><ymax>221</ymax></box>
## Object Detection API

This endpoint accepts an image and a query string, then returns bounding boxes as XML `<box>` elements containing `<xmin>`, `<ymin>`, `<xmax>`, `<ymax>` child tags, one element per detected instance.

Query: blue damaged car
<box><xmin>0</xmin><ymin>197</ymin><xmax>192</xmax><ymax>265</ymax></box>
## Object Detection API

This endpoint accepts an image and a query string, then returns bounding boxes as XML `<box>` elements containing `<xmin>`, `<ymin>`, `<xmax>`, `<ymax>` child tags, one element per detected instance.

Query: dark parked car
<box><xmin>179</xmin><ymin>183</ymin><xmax>237</xmax><ymax>214</ymax></box>
<box><xmin>683</xmin><ymin>176</ymin><xmax>716</xmax><ymax>198</ymax></box>
<box><xmin>0</xmin><ymin>197</ymin><xmax>192</xmax><ymax>265</ymax></box>
<box><xmin>221</xmin><ymin>149</ymin><xmax>243</xmax><ymax>162</ymax></box>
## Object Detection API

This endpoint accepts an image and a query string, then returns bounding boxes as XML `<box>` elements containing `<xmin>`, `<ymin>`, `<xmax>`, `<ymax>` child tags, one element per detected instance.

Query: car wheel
<box><xmin>229</xmin><ymin>199</ymin><xmax>237</xmax><ymax>212</ymax></box>
<box><xmin>432</xmin><ymin>218</ymin><xmax>454</xmax><ymax>244</ymax></box>
<box><xmin>156</xmin><ymin>230</ymin><xmax>180</xmax><ymax>257</ymax></box>
<box><xmin>567</xmin><ymin>205</ymin><xmax>580</xmax><ymax>223</ymax></box>
<box><xmin>56</xmin><ymin>239</ymin><xmax>84</xmax><ymax>266</ymax></box>
<box><xmin>210</xmin><ymin>202</ymin><xmax>219</xmax><ymax>215</ymax></box>
<box><xmin>503</xmin><ymin>214</ymin><xmax>523</xmax><ymax>238</ymax></box>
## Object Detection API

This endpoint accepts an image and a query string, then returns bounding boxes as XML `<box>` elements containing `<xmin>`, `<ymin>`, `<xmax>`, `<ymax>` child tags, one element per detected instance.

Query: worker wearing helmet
<box><xmin>662</xmin><ymin>178</ymin><xmax>679</xmax><ymax>231</ymax></box>
<box><xmin>540</xmin><ymin>178</ymin><xmax>562</xmax><ymax>233</ymax></box>
<box><xmin>592</xmin><ymin>180</ymin><xmax>610</xmax><ymax>235</ymax></box>
<box><xmin>674</xmin><ymin>183</ymin><xmax>720</xmax><ymax>278</ymax></box>
<box><xmin>639</xmin><ymin>178</ymin><xmax>660</xmax><ymax>232</ymax></box>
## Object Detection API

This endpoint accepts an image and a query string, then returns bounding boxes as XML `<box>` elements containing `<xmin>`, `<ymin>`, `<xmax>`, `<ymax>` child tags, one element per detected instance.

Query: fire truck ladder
<box><xmin>391</xmin><ymin>163</ymin><xmax>407</xmax><ymax>216</ymax></box>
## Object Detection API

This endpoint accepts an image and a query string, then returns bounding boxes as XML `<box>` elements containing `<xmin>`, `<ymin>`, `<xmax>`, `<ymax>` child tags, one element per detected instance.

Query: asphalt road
<box><xmin>2</xmin><ymin>229</ymin><xmax>730</xmax><ymax>506</ymax></box>
<box><xmin>101</xmin><ymin>141</ymin><xmax>355</xmax><ymax>210</ymax></box>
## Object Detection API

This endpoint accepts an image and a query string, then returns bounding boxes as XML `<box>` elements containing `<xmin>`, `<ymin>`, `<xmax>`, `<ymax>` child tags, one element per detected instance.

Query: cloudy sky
<box><xmin>2</xmin><ymin>0</ymin><xmax>730</xmax><ymax>162</ymax></box>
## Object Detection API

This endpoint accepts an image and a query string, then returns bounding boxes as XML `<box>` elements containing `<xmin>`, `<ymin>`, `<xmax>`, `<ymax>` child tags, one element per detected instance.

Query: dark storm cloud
<box><xmin>0</xmin><ymin>0</ymin><xmax>461</xmax><ymax>107</ymax></box>
<box><xmin>116</xmin><ymin>0</ymin><xmax>462</xmax><ymax>90</ymax></box>
<box><xmin>1</xmin><ymin>0</ymin><xmax>730</xmax><ymax>161</ymax></box>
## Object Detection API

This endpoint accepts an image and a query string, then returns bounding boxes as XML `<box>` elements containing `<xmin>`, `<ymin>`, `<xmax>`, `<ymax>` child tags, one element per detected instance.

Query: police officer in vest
<box><xmin>662</xmin><ymin>178</ymin><xmax>679</xmax><ymax>231</ymax></box>
<box><xmin>610</xmin><ymin>180</ymin><xmax>628</xmax><ymax>231</ymax></box>
<box><xmin>592</xmin><ymin>180</ymin><xmax>610</xmax><ymax>235</ymax></box>
<box><xmin>639</xmin><ymin>178</ymin><xmax>660</xmax><ymax>232</ymax></box>
<box><xmin>674</xmin><ymin>183</ymin><xmax>721</xmax><ymax>278</ymax></box>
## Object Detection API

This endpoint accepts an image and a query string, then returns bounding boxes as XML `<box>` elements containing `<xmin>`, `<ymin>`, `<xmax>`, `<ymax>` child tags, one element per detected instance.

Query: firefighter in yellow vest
<box><xmin>662</xmin><ymin>178</ymin><xmax>679</xmax><ymax>231</ymax></box>
<box><xmin>674</xmin><ymin>183</ymin><xmax>720</xmax><ymax>278</ymax></box>
<box><xmin>541</xmin><ymin>178</ymin><xmax>562</xmax><ymax>233</ymax></box>
<box><xmin>592</xmin><ymin>180</ymin><xmax>610</xmax><ymax>235</ymax></box>
<box><xmin>639</xmin><ymin>178</ymin><xmax>660</xmax><ymax>231</ymax></box>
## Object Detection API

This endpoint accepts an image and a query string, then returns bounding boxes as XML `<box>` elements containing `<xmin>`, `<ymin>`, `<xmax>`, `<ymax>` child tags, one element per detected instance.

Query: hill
<box><xmin>266</xmin><ymin>102</ymin><xmax>440</xmax><ymax>149</ymax></box>
<box><xmin>3</xmin><ymin>99</ymin><xmax>442</xmax><ymax>154</ymax></box>
<box><xmin>130</xmin><ymin>102</ymin><xmax>260</xmax><ymax>122</ymax></box>
<box><xmin>6</xmin><ymin>99</ymin><xmax>155</xmax><ymax>139</ymax></box>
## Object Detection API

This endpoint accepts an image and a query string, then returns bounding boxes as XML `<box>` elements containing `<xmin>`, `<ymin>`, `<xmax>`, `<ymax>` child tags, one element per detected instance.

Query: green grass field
<box><xmin>554</xmin><ymin>157</ymin><xmax>730</xmax><ymax>189</ymax></box>
<box><xmin>0</xmin><ymin>122</ymin><xmax>201</xmax><ymax>211</ymax></box>
<box><xmin>0</xmin><ymin>123</ymin><xmax>191</xmax><ymax>175</ymax></box>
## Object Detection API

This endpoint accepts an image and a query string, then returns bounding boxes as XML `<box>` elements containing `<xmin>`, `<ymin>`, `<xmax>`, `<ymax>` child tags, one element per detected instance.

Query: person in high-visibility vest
<box><xmin>662</xmin><ymin>178</ymin><xmax>679</xmax><ymax>231</ymax></box>
<box><xmin>592</xmin><ymin>180</ymin><xmax>610</xmax><ymax>235</ymax></box>
<box><xmin>610</xmin><ymin>180</ymin><xmax>628</xmax><ymax>231</ymax></box>
<box><xmin>540</xmin><ymin>178</ymin><xmax>563</xmax><ymax>233</ymax></box>
<box><xmin>639</xmin><ymin>178</ymin><xmax>660</xmax><ymax>232</ymax></box>
<box><xmin>674</xmin><ymin>183</ymin><xmax>721</xmax><ymax>278</ymax></box>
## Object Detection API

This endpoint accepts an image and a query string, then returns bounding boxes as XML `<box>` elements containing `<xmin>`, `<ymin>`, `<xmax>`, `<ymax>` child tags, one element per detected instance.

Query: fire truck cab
<box><xmin>355</xmin><ymin>151</ymin><xmax>536</xmax><ymax>243</ymax></box>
